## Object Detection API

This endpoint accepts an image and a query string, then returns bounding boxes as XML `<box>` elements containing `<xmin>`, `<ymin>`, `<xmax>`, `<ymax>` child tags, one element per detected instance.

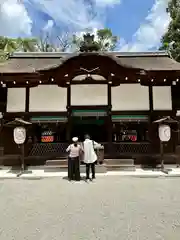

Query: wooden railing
<box><xmin>101</xmin><ymin>142</ymin><xmax>152</xmax><ymax>157</ymax></box>
<box><xmin>29</xmin><ymin>142</ymin><xmax>69</xmax><ymax>157</ymax></box>
<box><xmin>28</xmin><ymin>141</ymin><xmax>152</xmax><ymax>158</ymax></box>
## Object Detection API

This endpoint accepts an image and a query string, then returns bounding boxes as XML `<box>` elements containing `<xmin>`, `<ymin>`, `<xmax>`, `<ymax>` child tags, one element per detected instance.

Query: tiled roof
<box><xmin>0</xmin><ymin>51</ymin><xmax>179</xmax><ymax>74</ymax></box>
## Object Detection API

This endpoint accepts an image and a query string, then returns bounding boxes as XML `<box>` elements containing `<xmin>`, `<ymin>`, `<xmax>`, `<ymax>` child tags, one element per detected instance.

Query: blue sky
<box><xmin>106</xmin><ymin>0</ymin><xmax>154</xmax><ymax>41</ymax></box>
<box><xmin>0</xmin><ymin>0</ymin><xmax>170</xmax><ymax>51</ymax></box>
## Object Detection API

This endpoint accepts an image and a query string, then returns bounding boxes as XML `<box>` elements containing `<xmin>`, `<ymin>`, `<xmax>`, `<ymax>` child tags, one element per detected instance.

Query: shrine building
<box><xmin>0</xmin><ymin>50</ymin><xmax>180</xmax><ymax>166</ymax></box>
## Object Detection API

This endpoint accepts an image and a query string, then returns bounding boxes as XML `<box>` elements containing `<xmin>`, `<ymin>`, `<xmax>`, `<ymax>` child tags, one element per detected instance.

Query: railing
<box><xmin>113</xmin><ymin>142</ymin><xmax>152</xmax><ymax>155</ymax></box>
<box><xmin>28</xmin><ymin>141</ymin><xmax>152</xmax><ymax>158</ymax></box>
<box><xmin>29</xmin><ymin>142</ymin><xmax>69</xmax><ymax>157</ymax></box>
<box><xmin>102</xmin><ymin>142</ymin><xmax>152</xmax><ymax>157</ymax></box>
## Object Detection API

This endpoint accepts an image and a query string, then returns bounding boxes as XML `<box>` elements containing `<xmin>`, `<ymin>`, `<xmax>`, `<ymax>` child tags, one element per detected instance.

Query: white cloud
<box><xmin>43</xmin><ymin>20</ymin><xmax>54</xmax><ymax>32</ymax></box>
<box><xmin>95</xmin><ymin>0</ymin><xmax>120</xmax><ymax>6</ymax></box>
<box><xmin>120</xmin><ymin>0</ymin><xmax>171</xmax><ymax>52</ymax></box>
<box><xmin>0</xmin><ymin>0</ymin><xmax>121</xmax><ymax>37</ymax></box>
<box><xmin>0</xmin><ymin>0</ymin><xmax>32</xmax><ymax>37</ymax></box>
<box><xmin>0</xmin><ymin>0</ymin><xmax>169</xmax><ymax>52</ymax></box>
<box><xmin>24</xmin><ymin>0</ymin><xmax>120</xmax><ymax>31</ymax></box>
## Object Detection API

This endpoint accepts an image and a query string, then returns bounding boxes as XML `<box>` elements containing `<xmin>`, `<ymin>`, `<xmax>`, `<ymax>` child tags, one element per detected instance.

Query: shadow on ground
<box><xmin>141</xmin><ymin>164</ymin><xmax>162</xmax><ymax>171</ymax></box>
<box><xmin>62</xmin><ymin>176</ymin><xmax>87</xmax><ymax>182</ymax></box>
<box><xmin>8</xmin><ymin>166</ymin><xmax>21</xmax><ymax>174</ymax></box>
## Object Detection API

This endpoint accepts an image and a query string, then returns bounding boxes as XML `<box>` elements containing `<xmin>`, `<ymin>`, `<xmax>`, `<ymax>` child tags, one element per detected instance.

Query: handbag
<box><xmin>79</xmin><ymin>143</ymin><xmax>84</xmax><ymax>162</ymax></box>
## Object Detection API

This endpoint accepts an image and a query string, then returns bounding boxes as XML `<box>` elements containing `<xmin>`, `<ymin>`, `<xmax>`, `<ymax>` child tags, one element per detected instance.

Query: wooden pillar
<box><xmin>24</xmin><ymin>87</ymin><xmax>30</xmax><ymax>157</ymax></box>
<box><xmin>66</xmin><ymin>85</ymin><xmax>71</xmax><ymax>142</ymax></box>
<box><xmin>107</xmin><ymin>82</ymin><xmax>113</xmax><ymax>156</ymax></box>
<box><xmin>149</xmin><ymin>85</ymin><xmax>153</xmax><ymax>114</ymax></box>
<box><xmin>148</xmin><ymin>83</ymin><xmax>155</xmax><ymax>155</ymax></box>
<box><xmin>0</xmin><ymin>113</ymin><xmax>4</xmax><ymax>155</ymax></box>
<box><xmin>25</xmin><ymin>87</ymin><xmax>30</xmax><ymax>113</ymax></box>
<box><xmin>148</xmin><ymin>84</ymin><xmax>154</xmax><ymax>134</ymax></box>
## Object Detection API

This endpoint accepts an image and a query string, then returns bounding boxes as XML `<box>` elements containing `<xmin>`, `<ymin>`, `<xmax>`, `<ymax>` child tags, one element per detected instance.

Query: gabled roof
<box><xmin>0</xmin><ymin>51</ymin><xmax>180</xmax><ymax>74</ymax></box>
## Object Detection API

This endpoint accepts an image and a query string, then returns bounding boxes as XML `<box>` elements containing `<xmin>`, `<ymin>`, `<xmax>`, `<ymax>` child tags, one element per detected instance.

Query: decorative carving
<box><xmin>80</xmin><ymin>33</ymin><xmax>100</xmax><ymax>52</ymax></box>
<box><xmin>80</xmin><ymin>67</ymin><xmax>100</xmax><ymax>73</ymax></box>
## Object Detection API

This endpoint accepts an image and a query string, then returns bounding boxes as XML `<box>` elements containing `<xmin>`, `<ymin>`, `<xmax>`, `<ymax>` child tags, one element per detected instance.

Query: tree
<box><xmin>35</xmin><ymin>34</ymin><xmax>54</xmax><ymax>52</ymax></box>
<box><xmin>16</xmin><ymin>38</ymin><xmax>38</xmax><ymax>52</ymax></box>
<box><xmin>35</xmin><ymin>32</ymin><xmax>71</xmax><ymax>52</ymax></box>
<box><xmin>0</xmin><ymin>36</ymin><xmax>18</xmax><ymax>53</ymax></box>
<box><xmin>72</xmin><ymin>28</ymin><xmax>119</xmax><ymax>52</ymax></box>
<box><xmin>0</xmin><ymin>36</ymin><xmax>38</xmax><ymax>54</ymax></box>
<box><xmin>160</xmin><ymin>0</ymin><xmax>180</xmax><ymax>61</ymax></box>
<box><xmin>0</xmin><ymin>36</ymin><xmax>18</xmax><ymax>62</ymax></box>
<box><xmin>96</xmin><ymin>28</ymin><xmax>118</xmax><ymax>51</ymax></box>
<box><xmin>56</xmin><ymin>32</ymin><xmax>72</xmax><ymax>52</ymax></box>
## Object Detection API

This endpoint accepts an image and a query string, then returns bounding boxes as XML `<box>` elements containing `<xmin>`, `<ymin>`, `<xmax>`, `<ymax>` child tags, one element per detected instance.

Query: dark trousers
<box><xmin>68</xmin><ymin>157</ymin><xmax>80</xmax><ymax>181</ymax></box>
<box><xmin>85</xmin><ymin>163</ymin><xmax>95</xmax><ymax>179</ymax></box>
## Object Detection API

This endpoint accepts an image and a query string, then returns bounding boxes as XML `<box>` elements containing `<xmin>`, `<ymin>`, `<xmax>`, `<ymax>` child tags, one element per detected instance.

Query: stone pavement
<box><xmin>1</xmin><ymin>166</ymin><xmax>180</xmax><ymax>178</ymax></box>
<box><xmin>0</xmin><ymin>177</ymin><xmax>180</xmax><ymax>240</ymax></box>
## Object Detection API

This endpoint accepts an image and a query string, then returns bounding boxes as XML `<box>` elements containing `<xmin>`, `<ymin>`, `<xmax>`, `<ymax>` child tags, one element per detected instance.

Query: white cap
<box><xmin>72</xmin><ymin>137</ymin><xmax>78</xmax><ymax>142</ymax></box>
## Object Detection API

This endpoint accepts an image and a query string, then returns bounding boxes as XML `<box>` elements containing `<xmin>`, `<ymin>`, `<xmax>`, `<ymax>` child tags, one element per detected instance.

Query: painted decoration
<box><xmin>13</xmin><ymin>127</ymin><xmax>26</xmax><ymax>144</ymax></box>
<box><xmin>41</xmin><ymin>130</ymin><xmax>54</xmax><ymax>143</ymax></box>
<box><xmin>158</xmin><ymin>124</ymin><xmax>171</xmax><ymax>142</ymax></box>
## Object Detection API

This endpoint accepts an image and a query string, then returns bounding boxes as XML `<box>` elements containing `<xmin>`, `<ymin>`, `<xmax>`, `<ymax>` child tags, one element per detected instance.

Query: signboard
<box><xmin>158</xmin><ymin>124</ymin><xmax>171</xmax><ymax>142</ymax></box>
<box><xmin>13</xmin><ymin>127</ymin><xmax>26</xmax><ymax>144</ymax></box>
<box><xmin>41</xmin><ymin>130</ymin><xmax>54</xmax><ymax>143</ymax></box>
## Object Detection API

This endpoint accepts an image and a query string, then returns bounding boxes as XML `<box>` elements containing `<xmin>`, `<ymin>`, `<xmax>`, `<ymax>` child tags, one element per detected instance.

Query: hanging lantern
<box><xmin>158</xmin><ymin>124</ymin><xmax>171</xmax><ymax>142</ymax></box>
<box><xmin>13</xmin><ymin>127</ymin><xmax>26</xmax><ymax>144</ymax></box>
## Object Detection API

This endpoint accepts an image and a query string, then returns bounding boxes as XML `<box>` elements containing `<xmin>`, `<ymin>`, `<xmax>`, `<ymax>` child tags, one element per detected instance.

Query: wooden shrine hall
<box><xmin>0</xmin><ymin>50</ymin><xmax>180</xmax><ymax>166</ymax></box>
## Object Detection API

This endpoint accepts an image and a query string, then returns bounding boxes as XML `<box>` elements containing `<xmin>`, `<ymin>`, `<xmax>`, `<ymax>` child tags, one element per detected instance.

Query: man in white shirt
<box><xmin>83</xmin><ymin>134</ymin><xmax>99</xmax><ymax>181</ymax></box>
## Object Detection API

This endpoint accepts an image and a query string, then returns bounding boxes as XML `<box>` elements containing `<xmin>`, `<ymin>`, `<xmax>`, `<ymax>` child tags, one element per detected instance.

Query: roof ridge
<box><xmin>10</xmin><ymin>51</ymin><xmax>168</xmax><ymax>58</ymax></box>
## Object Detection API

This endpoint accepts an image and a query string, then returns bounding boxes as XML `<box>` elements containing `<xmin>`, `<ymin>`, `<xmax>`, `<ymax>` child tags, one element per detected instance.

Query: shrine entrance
<box><xmin>70</xmin><ymin>110</ymin><xmax>108</xmax><ymax>142</ymax></box>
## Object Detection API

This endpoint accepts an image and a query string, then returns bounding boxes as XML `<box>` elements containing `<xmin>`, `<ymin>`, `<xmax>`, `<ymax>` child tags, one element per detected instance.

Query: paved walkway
<box><xmin>0</xmin><ymin>177</ymin><xmax>180</xmax><ymax>239</ymax></box>
<box><xmin>1</xmin><ymin>166</ymin><xmax>180</xmax><ymax>178</ymax></box>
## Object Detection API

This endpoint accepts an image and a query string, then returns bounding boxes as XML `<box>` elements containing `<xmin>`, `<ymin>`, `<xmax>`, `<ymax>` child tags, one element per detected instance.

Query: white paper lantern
<box><xmin>158</xmin><ymin>124</ymin><xmax>171</xmax><ymax>142</ymax></box>
<box><xmin>13</xmin><ymin>127</ymin><xmax>26</xmax><ymax>144</ymax></box>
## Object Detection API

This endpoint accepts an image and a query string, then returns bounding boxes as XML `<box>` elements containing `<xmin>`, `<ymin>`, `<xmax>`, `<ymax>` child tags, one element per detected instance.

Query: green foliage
<box><xmin>35</xmin><ymin>34</ymin><xmax>54</xmax><ymax>52</ymax></box>
<box><xmin>73</xmin><ymin>28</ymin><xmax>119</xmax><ymax>52</ymax></box>
<box><xmin>0</xmin><ymin>28</ymin><xmax>118</xmax><ymax>60</ymax></box>
<box><xmin>0</xmin><ymin>36</ymin><xmax>38</xmax><ymax>54</ymax></box>
<box><xmin>0</xmin><ymin>36</ymin><xmax>18</xmax><ymax>53</ymax></box>
<box><xmin>96</xmin><ymin>28</ymin><xmax>118</xmax><ymax>51</ymax></box>
<box><xmin>0</xmin><ymin>50</ymin><xmax>11</xmax><ymax>62</ymax></box>
<box><xmin>160</xmin><ymin>0</ymin><xmax>180</xmax><ymax>61</ymax></box>
<box><xmin>16</xmin><ymin>38</ymin><xmax>38</xmax><ymax>52</ymax></box>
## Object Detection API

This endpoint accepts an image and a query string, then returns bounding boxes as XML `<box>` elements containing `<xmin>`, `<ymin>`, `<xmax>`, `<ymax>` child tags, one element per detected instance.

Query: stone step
<box><xmin>46</xmin><ymin>159</ymin><xmax>67</xmax><ymax>166</ymax></box>
<box><xmin>54</xmin><ymin>156</ymin><xmax>67</xmax><ymax>160</ymax></box>
<box><xmin>0</xmin><ymin>155</ymin><xmax>20</xmax><ymax>160</ymax></box>
<box><xmin>44</xmin><ymin>164</ymin><xmax>135</xmax><ymax>172</ymax></box>
<box><xmin>106</xmin><ymin>165</ymin><xmax>136</xmax><ymax>171</ymax></box>
<box><xmin>44</xmin><ymin>164</ymin><xmax>107</xmax><ymax>173</ymax></box>
<box><xmin>46</xmin><ymin>159</ymin><xmax>135</xmax><ymax>169</ymax></box>
<box><xmin>105</xmin><ymin>159</ymin><xmax>134</xmax><ymax>165</ymax></box>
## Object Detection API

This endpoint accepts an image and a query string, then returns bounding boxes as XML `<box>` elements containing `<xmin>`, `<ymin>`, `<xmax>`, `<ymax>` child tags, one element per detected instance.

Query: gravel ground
<box><xmin>0</xmin><ymin>177</ymin><xmax>180</xmax><ymax>240</ymax></box>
